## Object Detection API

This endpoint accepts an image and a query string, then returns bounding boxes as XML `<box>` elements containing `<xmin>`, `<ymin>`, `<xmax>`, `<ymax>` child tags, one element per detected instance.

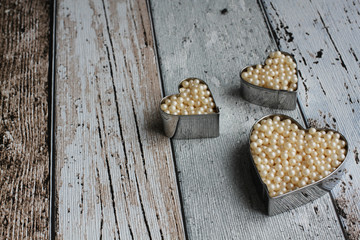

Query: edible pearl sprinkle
<box><xmin>241</xmin><ymin>51</ymin><xmax>298</xmax><ymax>91</ymax></box>
<box><xmin>250</xmin><ymin>116</ymin><xmax>347</xmax><ymax>197</ymax></box>
<box><xmin>160</xmin><ymin>79</ymin><xmax>216</xmax><ymax>115</ymax></box>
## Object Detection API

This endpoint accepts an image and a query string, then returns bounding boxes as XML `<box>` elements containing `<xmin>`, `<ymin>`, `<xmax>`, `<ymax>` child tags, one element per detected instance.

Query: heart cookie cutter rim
<box><xmin>240</xmin><ymin>51</ymin><xmax>298</xmax><ymax>110</ymax></box>
<box><xmin>249</xmin><ymin>114</ymin><xmax>349</xmax><ymax>215</ymax></box>
<box><xmin>159</xmin><ymin>77</ymin><xmax>220</xmax><ymax>139</ymax></box>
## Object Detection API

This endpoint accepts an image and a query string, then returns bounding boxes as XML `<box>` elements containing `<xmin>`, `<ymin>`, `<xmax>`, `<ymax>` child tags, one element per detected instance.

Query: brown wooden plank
<box><xmin>54</xmin><ymin>0</ymin><xmax>185</xmax><ymax>238</ymax></box>
<box><xmin>262</xmin><ymin>0</ymin><xmax>360</xmax><ymax>239</ymax></box>
<box><xmin>0</xmin><ymin>0</ymin><xmax>50</xmax><ymax>239</ymax></box>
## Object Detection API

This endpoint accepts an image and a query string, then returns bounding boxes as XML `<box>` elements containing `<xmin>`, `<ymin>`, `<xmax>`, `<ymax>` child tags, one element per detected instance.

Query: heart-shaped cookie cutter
<box><xmin>160</xmin><ymin>78</ymin><xmax>220</xmax><ymax>139</ymax></box>
<box><xmin>249</xmin><ymin>114</ymin><xmax>349</xmax><ymax>215</ymax></box>
<box><xmin>240</xmin><ymin>52</ymin><xmax>298</xmax><ymax>110</ymax></box>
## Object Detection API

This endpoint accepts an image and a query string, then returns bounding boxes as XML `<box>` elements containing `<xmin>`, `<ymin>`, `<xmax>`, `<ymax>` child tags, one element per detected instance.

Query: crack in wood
<box><xmin>354</xmin><ymin>148</ymin><xmax>359</xmax><ymax>165</ymax></box>
<box><xmin>103</xmin><ymin>43</ymin><xmax>131</xmax><ymax>179</ymax></box>
<box><xmin>138</xmin><ymin>1</ymin><xmax>149</xmax><ymax>47</ymax></box>
<box><xmin>170</xmin><ymin>189</ymin><xmax>181</xmax><ymax>237</ymax></box>
<box><xmin>118</xmin><ymin>20</ymin><xmax>149</xmax><ymax>181</ymax></box>
<box><xmin>257</xmin><ymin>0</ymin><xmax>280</xmax><ymax>47</ymax></box>
<box><xmin>317</xmin><ymin>11</ymin><xmax>348</xmax><ymax>73</ymax></box>
<box><xmin>298</xmin><ymin>70</ymin><xmax>309</xmax><ymax>107</ymax></box>
<box><xmin>101</xmin><ymin>0</ymin><xmax>118</xmax><ymax>71</ymax></box>
<box><xmin>96</xmin><ymin>101</ymin><xmax>121</xmax><ymax>239</ymax></box>
<box><xmin>95</xmin><ymin>167</ymin><xmax>104</xmax><ymax>240</ymax></box>
<box><xmin>119</xmin><ymin>172</ymin><xmax>135</xmax><ymax>239</ymax></box>
<box><xmin>316</xmin><ymin>76</ymin><xmax>327</xmax><ymax>95</ymax></box>
<box><xmin>349</xmin><ymin>47</ymin><xmax>359</xmax><ymax>68</ymax></box>
<box><xmin>134</xmin><ymin>173</ymin><xmax>152</xmax><ymax>239</ymax></box>
<box><xmin>130</xmin><ymin>99</ymin><xmax>148</xmax><ymax>180</ymax></box>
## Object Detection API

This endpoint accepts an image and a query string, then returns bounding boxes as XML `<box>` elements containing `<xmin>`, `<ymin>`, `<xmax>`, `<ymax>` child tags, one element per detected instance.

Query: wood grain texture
<box><xmin>150</xmin><ymin>0</ymin><xmax>345</xmax><ymax>239</ymax></box>
<box><xmin>55</xmin><ymin>0</ymin><xmax>185</xmax><ymax>239</ymax></box>
<box><xmin>262</xmin><ymin>0</ymin><xmax>360</xmax><ymax>239</ymax></box>
<box><xmin>0</xmin><ymin>1</ymin><xmax>50</xmax><ymax>239</ymax></box>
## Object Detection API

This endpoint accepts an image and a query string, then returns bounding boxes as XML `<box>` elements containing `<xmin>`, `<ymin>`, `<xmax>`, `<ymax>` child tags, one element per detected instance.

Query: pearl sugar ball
<box><xmin>160</xmin><ymin>79</ymin><xmax>216</xmax><ymax>115</ymax></box>
<box><xmin>250</xmin><ymin>115</ymin><xmax>347</xmax><ymax>197</ymax></box>
<box><xmin>241</xmin><ymin>51</ymin><xmax>298</xmax><ymax>91</ymax></box>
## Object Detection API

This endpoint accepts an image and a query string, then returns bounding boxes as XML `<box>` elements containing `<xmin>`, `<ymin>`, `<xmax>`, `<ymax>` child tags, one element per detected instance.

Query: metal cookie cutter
<box><xmin>159</xmin><ymin>78</ymin><xmax>220</xmax><ymax>139</ymax></box>
<box><xmin>249</xmin><ymin>114</ymin><xmax>349</xmax><ymax>215</ymax></box>
<box><xmin>240</xmin><ymin>52</ymin><xmax>298</xmax><ymax>110</ymax></box>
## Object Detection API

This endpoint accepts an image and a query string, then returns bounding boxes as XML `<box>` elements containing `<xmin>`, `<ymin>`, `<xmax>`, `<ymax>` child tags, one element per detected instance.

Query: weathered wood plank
<box><xmin>151</xmin><ymin>0</ymin><xmax>345</xmax><ymax>239</ymax></box>
<box><xmin>55</xmin><ymin>0</ymin><xmax>185</xmax><ymax>238</ymax></box>
<box><xmin>0</xmin><ymin>1</ymin><xmax>50</xmax><ymax>239</ymax></box>
<box><xmin>262</xmin><ymin>0</ymin><xmax>360</xmax><ymax>239</ymax></box>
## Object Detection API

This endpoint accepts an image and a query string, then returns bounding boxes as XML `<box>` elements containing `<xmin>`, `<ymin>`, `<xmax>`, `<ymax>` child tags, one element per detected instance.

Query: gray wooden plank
<box><xmin>0</xmin><ymin>1</ymin><xmax>50</xmax><ymax>239</ymax></box>
<box><xmin>151</xmin><ymin>0</ymin><xmax>345</xmax><ymax>239</ymax></box>
<box><xmin>55</xmin><ymin>0</ymin><xmax>185</xmax><ymax>238</ymax></box>
<box><xmin>262</xmin><ymin>0</ymin><xmax>360</xmax><ymax>239</ymax></box>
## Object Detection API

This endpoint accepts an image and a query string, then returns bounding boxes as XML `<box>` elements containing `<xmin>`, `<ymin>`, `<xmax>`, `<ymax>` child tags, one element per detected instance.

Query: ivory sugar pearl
<box><xmin>250</xmin><ymin>116</ymin><xmax>347</xmax><ymax>197</ymax></box>
<box><xmin>241</xmin><ymin>51</ymin><xmax>298</xmax><ymax>91</ymax></box>
<box><xmin>160</xmin><ymin>79</ymin><xmax>216</xmax><ymax>115</ymax></box>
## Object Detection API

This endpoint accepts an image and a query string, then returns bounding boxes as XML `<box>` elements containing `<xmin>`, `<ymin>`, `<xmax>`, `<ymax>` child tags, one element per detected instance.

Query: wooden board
<box><xmin>262</xmin><ymin>0</ymin><xmax>360</xmax><ymax>239</ymax></box>
<box><xmin>54</xmin><ymin>0</ymin><xmax>185</xmax><ymax>238</ymax></box>
<box><xmin>0</xmin><ymin>1</ymin><xmax>50</xmax><ymax>239</ymax></box>
<box><xmin>150</xmin><ymin>0</ymin><xmax>345</xmax><ymax>239</ymax></box>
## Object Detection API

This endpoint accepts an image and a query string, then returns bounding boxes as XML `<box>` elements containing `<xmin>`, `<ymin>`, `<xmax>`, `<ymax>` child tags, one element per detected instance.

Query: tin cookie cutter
<box><xmin>249</xmin><ymin>114</ymin><xmax>349</xmax><ymax>215</ymax></box>
<box><xmin>240</xmin><ymin>52</ymin><xmax>298</xmax><ymax>110</ymax></box>
<box><xmin>159</xmin><ymin>78</ymin><xmax>220</xmax><ymax>139</ymax></box>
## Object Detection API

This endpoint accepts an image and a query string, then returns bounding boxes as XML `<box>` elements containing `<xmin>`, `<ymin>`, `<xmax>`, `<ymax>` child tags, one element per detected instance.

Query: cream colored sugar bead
<box><xmin>161</xmin><ymin>79</ymin><xmax>216</xmax><ymax>115</ymax></box>
<box><xmin>250</xmin><ymin>116</ymin><xmax>347</xmax><ymax>197</ymax></box>
<box><xmin>241</xmin><ymin>51</ymin><xmax>298</xmax><ymax>91</ymax></box>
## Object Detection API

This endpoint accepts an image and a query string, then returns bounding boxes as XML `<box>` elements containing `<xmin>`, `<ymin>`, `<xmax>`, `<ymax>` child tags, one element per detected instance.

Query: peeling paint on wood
<box><xmin>263</xmin><ymin>0</ymin><xmax>360</xmax><ymax>239</ymax></box>
<box><xmin>54</xmin><ymin>0</ymin><xmax>185</xmax><ymax>239</ymax></box>
<box><xmin>150</xmin><ymin>0</ymin><xmax>344</xmax><ymax>239</ymax></box>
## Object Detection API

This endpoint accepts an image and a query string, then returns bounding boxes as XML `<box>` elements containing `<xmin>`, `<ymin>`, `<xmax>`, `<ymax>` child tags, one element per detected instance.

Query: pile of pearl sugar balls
<box><xmin>241</xmin><ymin>51</ymin><xmax>298</xmax><ymax>91</ymax></box>
<box><xmin>161</xmin><ymin>79</ymin><xmax>216</xmax><ymax>115</ymax></box>
<box><xmin>250</xmin><ymin>115</ymin><xmax>347</xmax><ymax>197</ymax></box>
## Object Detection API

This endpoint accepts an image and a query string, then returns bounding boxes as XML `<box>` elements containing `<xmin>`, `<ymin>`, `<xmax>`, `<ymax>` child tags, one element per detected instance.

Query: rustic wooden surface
<box><xmin>150</xmin><ymin>0</ymin><xmax>347</xmax><ymax>239</ymax></box>
<box><xmin>0</xmin><ymin>1</ymin><xmax>50</xmax><ymax>239</ymax></box>
<box><xmin>54</xmin><ymin>0</ymin><xmax>185</xmax><ymax>239</ymax></box>
<box><xmin>263</xmin><ymin>0</ymin><xmax>360</xmax><ymax>238</ymax></box>
<box><xmin>2</xmin><ymin>0</ymin><xmax>360</xmax><ymax>239</ymax></box>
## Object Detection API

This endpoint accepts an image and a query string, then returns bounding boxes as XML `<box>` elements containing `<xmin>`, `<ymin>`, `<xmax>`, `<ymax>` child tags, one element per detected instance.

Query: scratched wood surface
<box><xmin>54</xmin><ymin>0</ymin><xmax>185</xmax><ymax>239</ymax></box>
<box><xmin>0</xmin><ymin>1</ymin><xmax>50</xmax><ymax>239</ymax></box>
<box><xmin>263</xmin><ymin>0</ymin><xmax>360</xmax><ymax>239</ymax></box>
<box><xmin>3</xmin><ymin>0</ymin><xmax>359</xmax><ymax>239</ymax></box>
<box><xmin>150</xmin><ymin>0</ymin><xmax>345</xmax><ymax>239</ymax></box>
